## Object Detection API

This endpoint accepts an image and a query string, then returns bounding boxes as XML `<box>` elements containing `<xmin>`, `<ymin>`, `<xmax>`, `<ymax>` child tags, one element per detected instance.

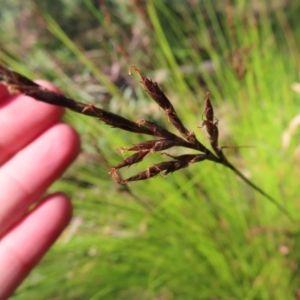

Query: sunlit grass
<box><xmin>1</xmin><ymin>0</ymin><xmax>300</xmax><ymax>299</ymax></box>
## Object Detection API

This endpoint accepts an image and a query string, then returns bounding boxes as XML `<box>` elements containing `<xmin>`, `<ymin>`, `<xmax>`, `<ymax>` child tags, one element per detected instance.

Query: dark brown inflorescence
<box><xmin>0</xmin><ymin>64</ymin><xmax>291</xmax><ymax>219</ymax></box>
<box><xmin>0</xmin><ymin>64</ymin><xmax>229</xmax><ymax>184</ymax></box>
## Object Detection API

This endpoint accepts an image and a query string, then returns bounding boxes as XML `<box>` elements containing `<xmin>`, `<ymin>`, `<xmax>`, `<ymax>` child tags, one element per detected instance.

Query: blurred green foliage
<box><xmin>1</xmin><ymin>0</ymin><xmax>300</xmax><ymax>299</ymax></box>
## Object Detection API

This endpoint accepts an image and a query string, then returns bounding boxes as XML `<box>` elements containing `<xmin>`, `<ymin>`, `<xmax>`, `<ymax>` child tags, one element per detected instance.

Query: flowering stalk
<box><xmin>0</xmin><ymin>64</ymin><xmax>292</xmax><ymax>219</ymax></box>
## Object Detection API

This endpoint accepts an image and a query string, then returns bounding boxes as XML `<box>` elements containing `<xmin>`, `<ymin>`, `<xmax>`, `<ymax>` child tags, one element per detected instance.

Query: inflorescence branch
<box><xmin>0</xmin><ymin>64</ymin><xmax>292</xmax><ymax>219</ymax></box>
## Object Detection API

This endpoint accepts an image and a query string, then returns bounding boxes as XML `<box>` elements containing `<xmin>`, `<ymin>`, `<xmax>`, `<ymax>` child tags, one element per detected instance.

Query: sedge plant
<box><xmin>1</xmin><ymin>0</ymin><xmax>300</xmax><ymax>299</ymax></box>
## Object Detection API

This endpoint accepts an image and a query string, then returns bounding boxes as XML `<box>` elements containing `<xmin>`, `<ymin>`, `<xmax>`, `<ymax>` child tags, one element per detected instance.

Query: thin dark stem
<box><xmin>223</xmin><ymin>160</ymin><xmax>293</xmax><ymax>221</ymax></box>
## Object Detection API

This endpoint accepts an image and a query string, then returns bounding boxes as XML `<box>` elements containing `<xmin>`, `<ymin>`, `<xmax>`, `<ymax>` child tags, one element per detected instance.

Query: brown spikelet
<box><xmin>121</xmin><ymin>139</ymin><xmax>176</xmax><ymax>152</ymax></box>
<box><xmin>204</xmin><ymin>92</ymin><xmax>214</xmax><ymax>122</ymax></box>
<box><xmin>130</xmin><ymin>66</ymin><xmax>193</xmax><ymax>140</ymax></box>
<box><xmin>113</xmin><ymin>150</ymin><xmax>150</xmax><ymax>169</ymax></box>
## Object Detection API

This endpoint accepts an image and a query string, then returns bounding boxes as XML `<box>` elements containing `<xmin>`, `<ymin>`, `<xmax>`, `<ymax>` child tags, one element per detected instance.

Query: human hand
<box><xmin>0</xmin><ymin>81</ymin><xmax>80</xmax><ymax>299</ymax></box>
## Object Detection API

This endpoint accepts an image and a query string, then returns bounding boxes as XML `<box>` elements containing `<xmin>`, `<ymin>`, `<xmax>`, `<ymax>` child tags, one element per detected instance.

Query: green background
<box><xmin>1</xmin><ymin>0</ymin><xmax>300</xmax><ymax>299</ymax></box>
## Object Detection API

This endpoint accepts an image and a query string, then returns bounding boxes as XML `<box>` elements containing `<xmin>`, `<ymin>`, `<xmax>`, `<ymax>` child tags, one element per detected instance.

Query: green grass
<box><xmin>1</xmin><ymin>0</ymin><xmax>300</xmax><ymax>299</ymax></box>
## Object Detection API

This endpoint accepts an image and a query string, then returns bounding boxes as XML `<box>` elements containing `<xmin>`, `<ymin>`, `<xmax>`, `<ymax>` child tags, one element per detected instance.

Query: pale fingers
<box><xmin>0</xmin><ymin>193</ymin><xmax>72</xmax><ymax>299</ymax></box>
<box><xmin>0</xmin><ymin>123</ymin><xmax>80</xmax><ymax>236</ymax></box>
